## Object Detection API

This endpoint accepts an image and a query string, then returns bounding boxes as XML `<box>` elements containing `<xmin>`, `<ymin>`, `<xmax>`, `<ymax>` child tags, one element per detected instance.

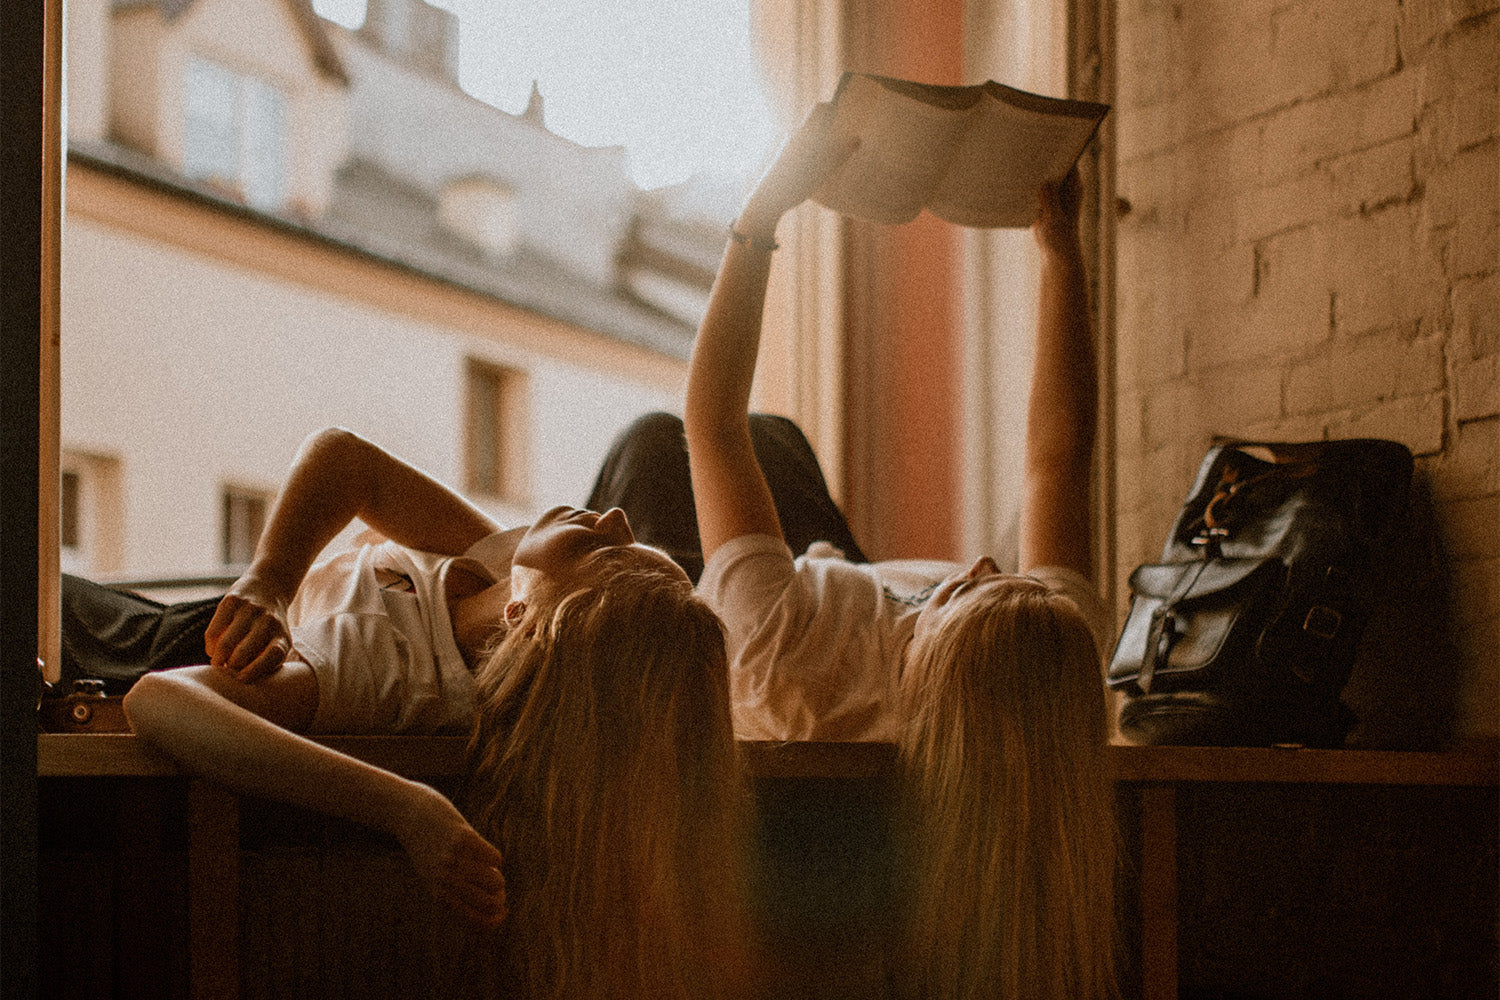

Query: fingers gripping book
<box><xmin>811</xmin><ymin>73</ymin><xmax>1110</xmax><ymax>229</ymax></box>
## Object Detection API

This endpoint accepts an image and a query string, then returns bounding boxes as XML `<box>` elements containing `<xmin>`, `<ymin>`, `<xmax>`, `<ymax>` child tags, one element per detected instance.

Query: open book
<box><xmin>811</xmin><ymin>73</ymin><xmax>1109</xmax><ymax>229</ymax></box>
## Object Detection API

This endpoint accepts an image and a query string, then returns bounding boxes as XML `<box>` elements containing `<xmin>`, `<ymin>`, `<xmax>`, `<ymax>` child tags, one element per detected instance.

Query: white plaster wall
<box><xmin>61</xmin><ymin>217</ymin><xmax>679</xmax><ymax>578</ymax></box>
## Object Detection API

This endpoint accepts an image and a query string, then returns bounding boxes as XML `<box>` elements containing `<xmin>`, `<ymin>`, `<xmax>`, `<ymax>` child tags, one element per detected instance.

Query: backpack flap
<box><xmin>1107</xmin><ymin>557</ymin><xmax>1284</xmax><ymax>696</ymax></box>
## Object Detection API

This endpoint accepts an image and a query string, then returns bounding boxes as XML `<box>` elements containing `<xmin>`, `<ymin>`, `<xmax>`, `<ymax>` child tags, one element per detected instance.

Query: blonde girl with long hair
<box><xmin>681</xmin><ymin>104</ymin><xmax>1119</xmax><ymax>999</ymax></box>
<box><xmin>464</xmin><ymin>550</ymin><xmax>750</xmax><ymax>1000</ymax></box>
<box><xmin>118</xmin><ymin>427</ymin><xmax>750</xmax><ymax>998</ymax></box>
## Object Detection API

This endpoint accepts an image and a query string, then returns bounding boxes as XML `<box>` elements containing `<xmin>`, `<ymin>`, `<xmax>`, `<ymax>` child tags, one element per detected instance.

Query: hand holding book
<box><xmin>737</xmin><ymin>102</ymin><xmax>859</xmax><ymax>241</ymax></box>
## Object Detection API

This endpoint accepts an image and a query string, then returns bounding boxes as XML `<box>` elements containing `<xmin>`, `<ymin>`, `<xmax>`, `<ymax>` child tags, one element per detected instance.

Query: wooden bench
<box><xmin>38</xmin><ymin>735</ymin><xmax>1498</xmax><ymax>1000</ymax></box>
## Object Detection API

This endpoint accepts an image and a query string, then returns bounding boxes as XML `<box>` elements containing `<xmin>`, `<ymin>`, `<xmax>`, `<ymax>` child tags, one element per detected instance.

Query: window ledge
<box><xmin>37</xmin><ymin>733</ymin><xmax>1498</xmax><ymax>786</ymax></box>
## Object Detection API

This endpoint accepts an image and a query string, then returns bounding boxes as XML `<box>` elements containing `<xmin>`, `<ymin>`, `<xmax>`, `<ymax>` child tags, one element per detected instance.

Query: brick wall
<box><xmin>1114</xmin><ymin>0</ymin><xmax>1498</xmax><ymax>743</ymax></box>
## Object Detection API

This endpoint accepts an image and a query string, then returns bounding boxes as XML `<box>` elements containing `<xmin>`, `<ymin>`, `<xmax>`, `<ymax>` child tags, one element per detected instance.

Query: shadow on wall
<box><xmin>1342</xmin><ymin>473</ymin><xmax>1462</xmax><ymax>750</ymax></box>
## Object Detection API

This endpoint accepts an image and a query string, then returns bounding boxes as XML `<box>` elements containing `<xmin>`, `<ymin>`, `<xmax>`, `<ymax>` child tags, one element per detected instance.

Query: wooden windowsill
<box><xmin>37</xmin><ymin>733</ymin><xmax>1497</xmax><ymax>786</ymax></box>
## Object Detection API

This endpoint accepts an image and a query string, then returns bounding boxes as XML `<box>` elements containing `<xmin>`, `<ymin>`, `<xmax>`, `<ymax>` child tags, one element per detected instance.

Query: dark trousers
<box><xmin>586</xmin><ymin>412</ymin><xmax>867</xmax><ymax>583</ymax></box>
<box><xmin>58</xmin><ymin>412</ymin><xmax>865</xmax><ymax>687</ymax></box>
<box><xmin>59</xmin><ymin>574</ymin><xmax>222</xmax><ymax>694</ymax></box>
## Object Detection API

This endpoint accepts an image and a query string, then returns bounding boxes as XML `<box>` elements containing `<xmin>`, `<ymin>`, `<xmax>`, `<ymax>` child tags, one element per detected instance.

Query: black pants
<box><xmin>585</xmin><ymin>412</ymin><xmax>867</xmax><ymax>583</ymax></box>
<box><xmin>59</xmin><ymin>412</ymin><xmax>865</xmax><ymax>687</ymax></box>
<box><xmin>59</xmin><ymin>575</ymin><xmax>222</xmax><ymax>694</ymax></box>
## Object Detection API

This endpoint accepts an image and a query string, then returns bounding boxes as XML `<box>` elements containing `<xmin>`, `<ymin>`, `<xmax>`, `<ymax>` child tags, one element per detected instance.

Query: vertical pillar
<box><xmin>840</xmin><ymin>0</ymin><xmax>967</xmax><ymax>560</ymax></box>
<box><xmin>1139</xmin><ymin>784</ymin><xmax>1179</xmax><ymax>1000</ymax></box>
<box><xmin>189</xmin><ymin>780</ymin><xmax>240</xmax><ymax>1000</ymax></box>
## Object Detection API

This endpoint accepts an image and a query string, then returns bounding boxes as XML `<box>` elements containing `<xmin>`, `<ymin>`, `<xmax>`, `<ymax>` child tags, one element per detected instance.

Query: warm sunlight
<box><xmin>313</xmin><ymin>0</ymin><xmax>782</xmax><ymax>189</ymax></box>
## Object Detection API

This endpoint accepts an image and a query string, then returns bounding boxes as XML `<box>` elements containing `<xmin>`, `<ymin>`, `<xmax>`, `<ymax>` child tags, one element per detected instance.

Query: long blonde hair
<box><xmin>463</xmin><ymin>551</ymin><xmax>751</xmax><ymax>1000</ymax></box>
<box><xmin>896</xmin><ymin>575</ymin><xmax>1118</xmax><ymax>1000</ymax></box>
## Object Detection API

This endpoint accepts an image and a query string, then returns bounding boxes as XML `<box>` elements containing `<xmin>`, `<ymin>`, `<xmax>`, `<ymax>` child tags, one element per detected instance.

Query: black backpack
<box><xmin>1106</xmin><ymin>438</ymin><xmax>1413</xmax><ymax>747</ymax></box>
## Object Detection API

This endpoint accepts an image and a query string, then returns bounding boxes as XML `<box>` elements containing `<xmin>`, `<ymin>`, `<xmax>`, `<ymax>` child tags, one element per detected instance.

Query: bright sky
<box><xmin>312</xmin><ymin>0</ymin><xmax>783</xmax><ymax>190</ymax></box>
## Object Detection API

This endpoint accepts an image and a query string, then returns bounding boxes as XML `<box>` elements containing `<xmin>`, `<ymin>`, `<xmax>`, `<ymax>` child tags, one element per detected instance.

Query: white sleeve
<box><xmin>697</xmin><ymin>534</ymin><xmax>801</xmax><ymax>647</ymax></box>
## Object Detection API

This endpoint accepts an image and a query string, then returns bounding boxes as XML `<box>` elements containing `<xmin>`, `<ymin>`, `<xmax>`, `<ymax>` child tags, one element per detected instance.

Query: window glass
<box><xmin>183</xmin><ymin>57</ymin><xmax>239</xmax><ymax>189</ymax></box>
<box><xmin>183</xmin><ymin>56</ymin><xmax>288</xmax><ymax>210</ymax></box>
<box><xmin>439</xmin><ymin>179</ymin><xmax>517</xmax><ymax>256</ymax></box>
<box><xmin>242</xmin><ymin>77</ymin><xmax>288</xmax><ymax>210</ymax></box>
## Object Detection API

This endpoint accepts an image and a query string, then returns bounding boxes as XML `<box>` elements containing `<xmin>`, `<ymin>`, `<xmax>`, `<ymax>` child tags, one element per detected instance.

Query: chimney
<box><xmin>360</xmin><ymin>0</ymin><xmax>459</xmax><ymax>83</ymax></box>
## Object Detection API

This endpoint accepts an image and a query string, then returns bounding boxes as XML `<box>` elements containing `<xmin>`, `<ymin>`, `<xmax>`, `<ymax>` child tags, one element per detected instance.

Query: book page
<box><xmin>928</xmin><ymin>90</ymin><xmax>1106</xmax><ymax>228</ymax></box>
<box><xmin>811</xmin><ymin>74</ymin><xmax>979</xmax><ymax>226</ymax></box>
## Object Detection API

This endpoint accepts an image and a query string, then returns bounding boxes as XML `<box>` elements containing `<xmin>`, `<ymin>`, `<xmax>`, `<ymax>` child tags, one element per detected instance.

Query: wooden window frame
<box><xmin>3</xmin><ymin>0</ymin><xmax>61</xmax><ymax>992</ymax></box>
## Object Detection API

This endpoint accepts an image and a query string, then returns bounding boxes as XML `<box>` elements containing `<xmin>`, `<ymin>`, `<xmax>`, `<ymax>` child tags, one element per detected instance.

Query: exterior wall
<box><xmin>62</xmin><ymin>165</ymin><xmax>685</xmax><ymax>579</ymax></box>
<box><xmin>1115</xmin><ymin>0</ymin><xmax>1498</xmax><ymax>742</ymax></box>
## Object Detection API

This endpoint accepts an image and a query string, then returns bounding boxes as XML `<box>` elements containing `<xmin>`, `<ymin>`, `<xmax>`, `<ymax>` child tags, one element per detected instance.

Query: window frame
<box><xmin>463</xmin><ymin>359</ymin><xmax>531</xmax><ymax>504</ymax></box>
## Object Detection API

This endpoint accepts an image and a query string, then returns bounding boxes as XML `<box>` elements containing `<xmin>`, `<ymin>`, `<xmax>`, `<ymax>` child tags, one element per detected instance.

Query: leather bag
<box><xmin>1107</xmin><ymin>438</ymin><xmax>1413</xmax><ymax>747</ymax></box>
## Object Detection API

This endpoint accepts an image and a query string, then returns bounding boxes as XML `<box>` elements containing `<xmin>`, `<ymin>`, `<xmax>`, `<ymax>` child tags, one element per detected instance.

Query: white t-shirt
<box><xmin>698</xmin><ymin>534</ymin><xmax>1111</xmax><ymax>743</ymax></box>
<box><xmin>287</xmin><ymin>527</ymin><xmax>525</xmax><ymax>735</ymax></box>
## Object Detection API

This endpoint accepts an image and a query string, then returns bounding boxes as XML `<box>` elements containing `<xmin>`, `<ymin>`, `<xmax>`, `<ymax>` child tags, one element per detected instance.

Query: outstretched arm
<box><xmin>123</xmin><ymin>665</ymin><xmax>509</xmax><ymax>928</ymax></box>
<box><xmin>1018</xmin><ymin>170</ymin><xmax>1096</xmax><ymax>578</ymax></box>
<box><xmin>685</xmin><ymin>104</ymin><xmax>856</xmax><ymax>559</ymax></box>
<box><xmin>209</xmin><ymin>428</ymin><xmax>500</xmax><ymax>682</ymax></box>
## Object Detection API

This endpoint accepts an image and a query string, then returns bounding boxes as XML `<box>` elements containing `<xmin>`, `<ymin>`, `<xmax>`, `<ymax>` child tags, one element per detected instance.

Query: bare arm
<box><xmin>209</xmin><ymin>428</ymin><xmax>500</xmax><ymax>681</ymax></box>
<box><xmin>685</xmin><ymin>105</ymin><xmax>856</xmax><ymax>559</ymax></box>
<box><xmin>1018</xmin><ymin>171</ymin><xmax>1096</xmax><ymax>578</ymax></box>
<box><xmin>123</xmin><ymin>665</ymin><xmax>508</xmax><ymax>928</ymax></box>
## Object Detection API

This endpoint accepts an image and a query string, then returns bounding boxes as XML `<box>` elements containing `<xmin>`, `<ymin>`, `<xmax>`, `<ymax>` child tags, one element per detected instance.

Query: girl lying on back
<box><xmin>683</xmin><ymin>104</ymin><xmax>1119</xmax><ymax>1000</ymax></box>
<box><xmin>117</xmin><ymin>427</ymin><xmax>748</xmax><ymax>1000</ymax></box>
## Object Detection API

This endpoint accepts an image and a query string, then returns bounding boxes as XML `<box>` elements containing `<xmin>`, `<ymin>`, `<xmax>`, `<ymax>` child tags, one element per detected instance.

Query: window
<box><xmin>60</xmin><ymin>469</ymin><xmax>81</xmax><ymax>550</ymax></box>
<box><xmin>183</xmin><ymin>56</ymin><xmax>289</xmax><ymax>211</ymax></box>
<box><xmin>465</xmin><ymin>361</ymin><xmax>530</xmax><ymax>502</ymax></box>
<box><xmin>221</xmin><ymin>485</ymin><xmax>271</xmax><ymax>566</ymax></box>
<box><xmin>439</xmin><ymin>178</ymin><xmax>518</xmax><ymax>257</ymax></box>
<box><xmin>59</xmin><ymin>452</ymin><xmax>124</xmax><ymax>576</ymax></box>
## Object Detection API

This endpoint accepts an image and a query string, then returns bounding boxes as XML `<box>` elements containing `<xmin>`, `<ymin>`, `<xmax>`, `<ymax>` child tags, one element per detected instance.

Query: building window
<box><xmin>222</xmin><ymin>486</ymin><xmax>271</xmax><ymax>566</ymax></box>
<box><xmin>465</xmin><ymin>361</ymin><xmax>530</xmax><ymax>502</ymax></box>
<box><xmin>183</xmin><ymin>56</ymin><xmax>289</xmax><ymax>211</ymax></box>
<box><xmin>60</xmin><ymin>452</ymin><xmax>124</xmax><ymax>576</ymax></box>
<box><xmin>439</xmin><ymin>178</ymin><xmax>518</xmax><ymax>258</ymax></box>
<box><xmin>60</xmin><ymin>469</ymin><xmax>81</xmax><ymax>550</ymax></box>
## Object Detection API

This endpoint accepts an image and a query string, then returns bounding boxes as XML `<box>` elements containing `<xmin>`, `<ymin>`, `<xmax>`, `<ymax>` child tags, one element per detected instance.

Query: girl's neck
<box><xmin>447</xmin><ymin>569</ymin><xmax>507</xmax><ymax>669</ymax></box>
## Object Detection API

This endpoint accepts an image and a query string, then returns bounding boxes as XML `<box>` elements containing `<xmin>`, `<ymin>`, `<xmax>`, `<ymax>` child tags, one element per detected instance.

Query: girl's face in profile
<box><xmin>511</xmin><ymin>506</ymin><xmax>688</xmax><ymax>594</ymax></box>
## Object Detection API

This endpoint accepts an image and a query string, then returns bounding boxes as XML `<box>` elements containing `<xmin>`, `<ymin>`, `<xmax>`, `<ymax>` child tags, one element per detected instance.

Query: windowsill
<box><xmin>37</xmin><ymin>732</ymin><xmax>1498</xmax><ymax>786</ymax></box>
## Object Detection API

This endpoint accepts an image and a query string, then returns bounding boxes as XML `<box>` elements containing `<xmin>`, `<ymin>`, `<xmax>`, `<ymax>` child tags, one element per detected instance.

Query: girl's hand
<box><xmin>1034</xmin><ymin>166</ymin><xmax>1083</xmax><ymax>262</ymax></box>
<box><xmin>397</xmin><ymin>784</ymin><xmax>509</xmax><ymax>929</ymax></box>
<box><xmin>205</xmin><ymin>575</ymin><xmax>295</xmax><ymax>683</ymax></box>
<box><xmin>737</xmin><ymin>102</ymin><xmax>859</xmax><ymax>240</ymax></box>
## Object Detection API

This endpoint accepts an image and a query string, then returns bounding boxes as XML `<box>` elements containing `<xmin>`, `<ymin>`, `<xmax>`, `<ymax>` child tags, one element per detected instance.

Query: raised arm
<box><xmin>209</xmin><ymin>428</ymin><xmax>500</xmax><ymax>681</ymax></box>
<box><xmin>685</xmin><ymin>104</ymin><xmax>856</xmax><ymax>559</ymax></box>
<box><xmin>1018</xmin><ymin>170</ymin><xmax>1096</xmax><ymax>578</ymax></box>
